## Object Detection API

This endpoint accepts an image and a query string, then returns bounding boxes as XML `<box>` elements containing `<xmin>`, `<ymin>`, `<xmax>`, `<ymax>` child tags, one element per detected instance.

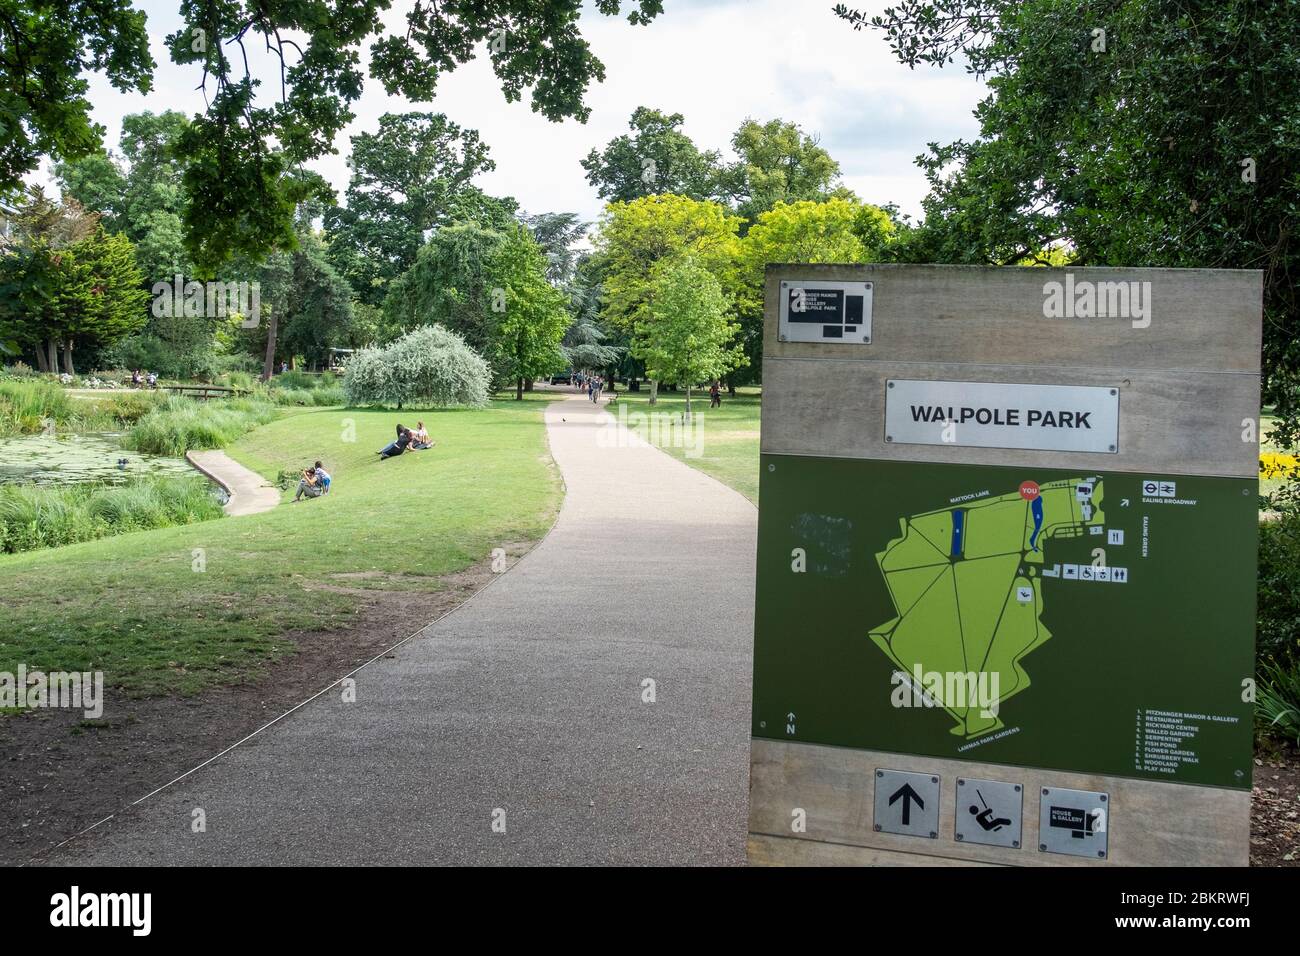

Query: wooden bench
<box><xmin>163</xmin><ymin>384</ymin><xmax>250</xmax><ymax>401</ymax></box>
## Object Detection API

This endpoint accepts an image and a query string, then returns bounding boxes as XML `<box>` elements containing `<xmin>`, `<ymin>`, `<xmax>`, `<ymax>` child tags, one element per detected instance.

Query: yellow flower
<box><xmin>1260</xmin><ymin>452</ymin><xmax>1299</xmax><ymax>478</ymax></box>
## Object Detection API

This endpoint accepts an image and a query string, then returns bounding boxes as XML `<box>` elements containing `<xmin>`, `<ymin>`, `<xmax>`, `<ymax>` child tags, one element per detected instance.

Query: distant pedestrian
<box><xmin>710</xmin><ymin>381</ymin><xmax>721</xmax><ymax>408</ymax></box>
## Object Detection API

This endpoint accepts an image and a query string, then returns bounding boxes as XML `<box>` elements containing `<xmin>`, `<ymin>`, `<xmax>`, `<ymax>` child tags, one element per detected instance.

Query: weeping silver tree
<box><xmin>342</xmin><ymin>324</ymin><xmax>490</xmax><ymax>409</ymax></box>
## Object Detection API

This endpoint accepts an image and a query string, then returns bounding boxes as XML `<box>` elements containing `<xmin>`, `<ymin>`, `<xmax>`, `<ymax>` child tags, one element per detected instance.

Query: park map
<box><xmin>869</xmin><ymin>477</ymin><xmax>1104</xmax><ymax>739</ymax></box>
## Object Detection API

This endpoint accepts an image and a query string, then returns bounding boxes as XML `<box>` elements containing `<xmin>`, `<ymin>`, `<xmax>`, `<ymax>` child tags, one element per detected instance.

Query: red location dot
<box><xmin>1019</xmin><ymin>481</ymin><xmax>1040</xmax><ymax>501</ymax></box>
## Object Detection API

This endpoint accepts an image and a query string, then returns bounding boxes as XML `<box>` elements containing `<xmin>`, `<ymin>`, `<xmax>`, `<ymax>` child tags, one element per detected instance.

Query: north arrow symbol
<box><xmin>889</xmin><ymin>783</ymin><xmax>925</xmax><ymax>825</ymax></box>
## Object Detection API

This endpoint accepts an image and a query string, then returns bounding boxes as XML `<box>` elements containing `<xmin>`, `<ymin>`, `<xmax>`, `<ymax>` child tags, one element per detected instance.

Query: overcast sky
<box><xmin>65</xmin><ymin>0</ymin><xmax>988</xmax><ymax>226</ymax></box>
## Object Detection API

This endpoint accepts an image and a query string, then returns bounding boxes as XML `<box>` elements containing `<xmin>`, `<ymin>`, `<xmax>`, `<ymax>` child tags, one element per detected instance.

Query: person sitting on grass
<box><xmin>313</xmin><ymin>460</ymin><xmax>331</xmax><ymax>493</ymax></box>
<box><xmin>411</xmin><ymin>421</ymin><xmax>433</xmax><ymax>450</ymax></box>
<box><xmin>378</xmin><ymin>424</ymin><xmax>413</xmax><ymax>459</ymax></box>
<box><xmin>294</xmin><ymin>466</ymin><xmax>323</xmax><ymax>501</ymax></box>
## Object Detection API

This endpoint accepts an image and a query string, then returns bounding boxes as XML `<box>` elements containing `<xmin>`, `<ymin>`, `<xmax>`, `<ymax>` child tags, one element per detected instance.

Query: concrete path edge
<box><xmin>185</xmin><ymin>449</ymin><xmax>281</xmax><ymax>516</ymax></box>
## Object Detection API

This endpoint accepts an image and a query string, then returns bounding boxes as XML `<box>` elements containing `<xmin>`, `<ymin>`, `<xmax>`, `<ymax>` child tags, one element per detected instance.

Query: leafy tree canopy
<box><xmin>325</xmin><ymin>112</ymin><xmax>505</xmax><ymax>304</ymax></box>
<box><xmin>57</xmin><ymin>110</ymin><xmax>192</xmax><ymax>281</ymax></box>
<box><xmin>491</xmin><ymin>225</ymin><xmax>572</xmax><ymax>396</ymax></box>
<box><xmin>581</xmin><ymin>107</ymin><xmax>725</xmax><ymax>203</ymax></box>
<box><xmin>635</xmin><ymin>255</ymin><xmax>744</xmax><ymax>410</ymax></box>
<box><xmin>722</xmin><ymin>118</ymin><xmax>846</xmax><ymax>222</ymax></box>
<box><xmin>837</xmin><ymin>0</ymin><xmax>1300</xmax><ymax>446</ymax></box>
<box><xmin>255</xmin><ymin>233</ymin><xmax>356</xmax><ymax>369</ymax></box>
<box><xmin>562</xmin><ymin>252</ymin><xmax>627</xmax><ymax>376</ymax></box>
<box><xmin>382</xmin><ymin>223</ymin><xmax>508</xmax><ymax>355</ymax></box>
<box><xmin>2</xmin><ymin>0</ymin><xmax>664</xmax><ymax>272</ymax></box>
<box><xmin>523</xmin><ymin>211</ymin><xmax>588</xmax><ymax>284</ymax></box>
<box><xmin>591</xmin><ymin>193</ymin><xmax>742</xmax><ymax>332</ymax></box>
<box><xmin>0</xmin><ymin>193</ymin><xmax>148</xmax><ymax>373</ymax></box>
<box><xmin>0</xmin><ymin>0</ymin><xmax>153</xmax><ymax>192</ymax></box>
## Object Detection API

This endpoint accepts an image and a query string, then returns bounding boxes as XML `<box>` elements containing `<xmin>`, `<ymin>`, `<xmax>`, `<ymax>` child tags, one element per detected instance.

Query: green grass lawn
<box><xmin>613</xmin><ymin>387</ymin><xmax>761</xmax><ymax>502</ymax></box>
<box><xmin>0</xmin><ymin>397</ymin><xmax>560</xmax><ymax>697</ymax></box>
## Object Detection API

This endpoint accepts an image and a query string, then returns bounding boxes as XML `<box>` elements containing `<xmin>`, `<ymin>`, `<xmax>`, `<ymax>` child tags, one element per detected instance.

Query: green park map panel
<box><xmin>752</xmin><ymin>456</ymin><xmax>1258</xmax><ymax>789</ymax></box>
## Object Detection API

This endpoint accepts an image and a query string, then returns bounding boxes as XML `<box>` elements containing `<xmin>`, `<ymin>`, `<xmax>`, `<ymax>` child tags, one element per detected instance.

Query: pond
<box><xmin>0</xmin><ymin>433</ymin><xmax>211</xmax><ymax>488</ymax></box>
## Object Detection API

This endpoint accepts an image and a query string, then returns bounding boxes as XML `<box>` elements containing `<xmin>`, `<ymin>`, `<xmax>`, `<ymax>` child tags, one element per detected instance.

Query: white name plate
<box><xmin>884</xmin><ymin>380</ymin><xmax>1120</xmax><ymax>453</ymax></box>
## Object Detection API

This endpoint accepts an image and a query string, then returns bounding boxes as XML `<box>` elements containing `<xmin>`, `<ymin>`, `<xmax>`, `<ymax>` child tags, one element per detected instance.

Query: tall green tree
<box><xmin>492</xmin><ymin>226</ymin><xmax>572</xmax><ymax>399</ymax></box>
<box><xmin>563</xmin><ymin>255</ymin><xmax>623</xmax><ymax>374</ymax></box>
<box><xmin>564</xmin><ymin>253</ymin><xmax>630</xmax><ymax>386</ymax></box>
<box><xmin>325</xmin><ymin>112</ymin><xmax>506</xmax><ymax>304</ymax></box>
<box><xmin>0</xmin><ymin>219</ymin><xmax>148</xmax><ymax>375</ymax></box>
<box><xmin>581</xmin><ymin>107</ymin><xmax>724</xmax><ymax>203</ymax></box>
<box><xmin>53</xmin><ymin>228</ymin><xmax>150</xmax><ymax>373</ymax></box>
<box><xmin>561</xmin><ymin>313</ymin><xmax>623</xmax><ymax>374</ymax></box>
<box><xmin>57</xmin><ymin>110</ymin><xmax>193</xmax><ymax>281</ymax></box>
<box><xmin>722</xmin><ymin>118</ymin><xmax>847</xmax><ymax>223</ymax></box>
<box><xmin>635</xmin><ymin>256</ymin><xmax>744</xmax><ymax>416</ymax></box>
<box><xmin>592</xmin><ymin>193</ymin><xmax>742</xmax><ymax>332</ymax></box>
<box><xmin>837</xmin><ymin>0</ymin><xmax>1300</xmax><ymax>452</ymax></box>
<box><xmin>252</xmin><ymin>234</ymin><xmax>356</xmax><ymax>370</ymax></box>
<box><xmin>0</xmin><ymin>189</ymin><xmax>103</xmax><ymax>372</ymax></box>
<box><xmin>523</xmin><ymin>211</ymin><xmax>588</xmax><ymax>284</ymax></box>
<box><xmin>591</xmin><ymin>193</ymin><xmax>742</xmax><ymax>401</ymax></box>
<box><xmin>382</xmin><ymin>223</ymin><xmax>508</xmax><ymax>354</ymax></box>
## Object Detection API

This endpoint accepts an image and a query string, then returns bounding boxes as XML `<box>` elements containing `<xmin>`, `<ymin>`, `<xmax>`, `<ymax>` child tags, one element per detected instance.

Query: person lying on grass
<box><xmin>378</xmin><ymin>425</ymin><xmax>413</xmax><ymax>459</ymax></box>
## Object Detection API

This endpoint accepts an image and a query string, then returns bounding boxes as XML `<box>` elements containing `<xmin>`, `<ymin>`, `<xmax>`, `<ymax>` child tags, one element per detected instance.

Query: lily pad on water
<box><xmin>0</xmin><ymin>433</ymin><xmax>202</xmax><ymax>487</ymax></box>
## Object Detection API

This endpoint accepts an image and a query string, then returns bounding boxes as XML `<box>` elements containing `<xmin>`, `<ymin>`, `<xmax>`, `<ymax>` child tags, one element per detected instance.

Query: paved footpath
<box><xmin>53</xmin><ymin>395</ymin><xmax>757</xmax><ymax>865</ymax></box>
<box><xmin>186</xmin><ymin>450</ymin><xmax>281</xmax><ymax>516</ymax></box>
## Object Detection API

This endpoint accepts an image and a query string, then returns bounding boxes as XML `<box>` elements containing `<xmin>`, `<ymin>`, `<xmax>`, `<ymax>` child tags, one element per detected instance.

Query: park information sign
<box><xmin>749</xmin><ymin>264</ymin><xmax>1262</xmax><ymax>866</ymax></box>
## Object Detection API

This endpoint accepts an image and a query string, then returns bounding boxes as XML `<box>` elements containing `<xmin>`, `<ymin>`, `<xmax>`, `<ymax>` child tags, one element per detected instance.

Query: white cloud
<box><xmin>66</xmin><ymin>0</ymin><xmax>986</xmax><ymax>221</ymax></box>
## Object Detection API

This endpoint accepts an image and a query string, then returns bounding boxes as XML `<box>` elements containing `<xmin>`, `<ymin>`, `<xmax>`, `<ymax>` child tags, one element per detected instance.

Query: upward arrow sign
<box><xmin>888</xmin><ymin>783</ymin><xmax>925</xmax><ymax>826</ymax></box>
